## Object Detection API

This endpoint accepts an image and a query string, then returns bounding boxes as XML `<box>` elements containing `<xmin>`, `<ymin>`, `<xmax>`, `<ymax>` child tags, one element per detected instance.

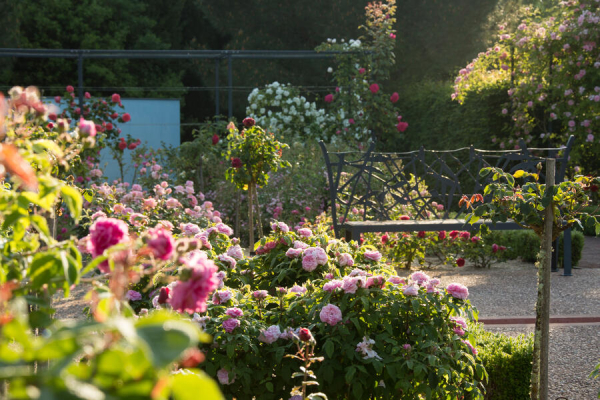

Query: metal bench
<box><xmin>319</xmin><ymin>136</ymin><xmax>576</xmax><ymax>274</ymax></box>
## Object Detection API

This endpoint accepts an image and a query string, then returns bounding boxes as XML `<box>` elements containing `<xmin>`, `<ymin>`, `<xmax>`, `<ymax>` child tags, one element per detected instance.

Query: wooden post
<box><xmin>248</xmin><ymin>182</ymin><xmax>254</xmax><ymax>252</ymax></box>
<box><xmin>253</xmin><ymin>186</ymin><xmax>263</xmax><ymax>239</ymax></box>
<box><xmin>531</xmin><ymin>158</ymin><xmax>555</xmax><ymax>400</ymax></box>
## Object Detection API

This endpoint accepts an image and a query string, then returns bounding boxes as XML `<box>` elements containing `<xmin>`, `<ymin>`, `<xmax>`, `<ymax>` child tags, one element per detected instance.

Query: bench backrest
<box><xmin>320</xmin><ymin>136</ymin><xmax>575</xmax><ymax>238</ymax></box>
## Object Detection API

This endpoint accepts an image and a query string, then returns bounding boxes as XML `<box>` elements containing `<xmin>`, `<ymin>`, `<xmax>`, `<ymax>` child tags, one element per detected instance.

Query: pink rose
<box><xmin>297</xmin><ymin>228</ymin><xmax>312</xmax><ymax>237</ymax></box>
<box><xmin>409</xmin><ymin>271</ymin><xmax>430</xmax><ymax>286</ymax></box>
<box><xmin>258</xmin><ymin>325</ymin><xmax>281</xmax><ymax>344</ymax></box>
<box><xmin>363</xmin><ymin>250</ymin><xmax>382</xmax><ymax>262</ymax></box>
<box><xmin>302</xmin><ymin>254</ymin><xmax>318</xmax><ymax>271</ymax></box>
<box><xmin>338</xmin><ymin>253</ymin><xmax>354</xmax><ymax>267</ymax></box>
<box><xmin>168</xmin><ymin>251</ymin><xmax>219</xmax><ymax>313</ymax></box>
<box><xmin>403</xmin><ymin>285</ymin><xmax>419</xmax><ymax>296</ymax></box>
<box><xmin>323</xmin><ymin>279</ymin><xmax>343</xmax><ymax>292</ymax></box>
<box><xmin>390</xmin><ymin>92</ymin><xmax>399</xmax><ymax>103</ymax></box>
<box><xmin>78</xmin><ymin>118</ymin><xmax>97</xmax><ymax>137</ymax></box>
<box><xmin>125</xmin><ymin>290</ymin><xmax>142</xmax><ymax>301</ymax></box>
<box><xmin>217</xmin><ymin>368</ymin><xmax>235</xmax><ymax>385</ymax></box>
<box><xmin>223</xmin><ymin>318</ymin><xmax>240</xmax><ymax>333</ymax></box>
<box><xmin>320</xmin><ymin>304</ymin><xmax>342</xmax><ymax>326</ymax></box>
<box><xmin>227</xmin><ymin>245</ymin><xmax>244</xmax><ymax>259</ymax></box>
<box><xmin>369</xmin><ymin>83</ymin><xmax>380</xmax><ymax>94</ymax></box>
<box><xmin>146</xmin><ymin>227</ymin><xmax>175</xmax><ymax>260</ymax></box>
<box><xmin>446</xmin><ymin>283</ymin><xmax>469</xmax><ymax>300</ymax></box>
<box><xmin>286</xmin><ymin>248</ymin><xmax>303</xmax><ymax>258</ymax></box>
<box><xmin>225</xmin><ymin>307</ymin><xmax>243</xmax><ymax>318</ymax></box>
<box><xmin>88</xmin><ymin>218</ymin><xmax>129</xmax><ymax>272</ymax></box>
<box><xmin>324</xmin><ymin>94</ymin><xmax>334</xmax><ymax>103</ymax></box>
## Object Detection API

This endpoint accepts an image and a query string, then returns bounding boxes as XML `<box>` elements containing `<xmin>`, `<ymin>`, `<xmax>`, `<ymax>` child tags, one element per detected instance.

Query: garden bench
<box><xmin>319</xmin><ymin>136</ymin><xmax>576</xmax><ymax>274</ymax></box>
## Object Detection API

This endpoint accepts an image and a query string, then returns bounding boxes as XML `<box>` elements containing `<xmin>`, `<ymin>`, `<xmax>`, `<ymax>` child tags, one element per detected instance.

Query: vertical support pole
<box><xmin>562</xmin><ymin>228</ymin><xmax>572</xmax><ymax>276</ymax></box>
<box><xmin>77</xmin><ymin>52</ymin><xmax>84</xmax><ymax>108</ymax></box>
<box><xmin>215</xmin><ymin>58</ymin><xmax>220</xmax><ymax>116</ymax></box>
<box><xmin>531</xmin><ymin>158</ymin><xmax>555</xmax><ymax>400</ymax></box>
<box><xmin>227</xmin><ymin>54</ymin><xmax>233</xmax><ymax>119</ymax></box>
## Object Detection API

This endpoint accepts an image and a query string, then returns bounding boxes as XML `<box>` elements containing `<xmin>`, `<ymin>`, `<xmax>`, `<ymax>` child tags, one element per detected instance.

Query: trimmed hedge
<box><xmin>487</xmin><ymin>230</ymin><xmax>585</xmax><ymax>266</ymax></box>
<box><xmin>470</xmin><ymin>324</ymin><xmax>534</xmax><ymax>400</ymax></box>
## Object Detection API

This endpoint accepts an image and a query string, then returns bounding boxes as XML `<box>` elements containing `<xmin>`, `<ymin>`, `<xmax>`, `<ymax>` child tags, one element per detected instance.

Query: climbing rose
<box><xmin>66</xmin><ymin>85</ymin><xmax>74</xmax><ymax>92</ymax></box>
<box><xmin>79</xmin><ymin>118</ymin><xmax>97</xmax><ymax>137</ymax></box>
<box><xmin>324</xmin><ymin>94</ymin><xmax>334</xmax><ymax>103</ymax></box>
<box><xmin>258</xmin><ymin>325</ymin><xmax>281</xmax><ymax>344</ymax></box>
<box><xmin>396</xmin><ymin>121</ymin><xmax>409</xmax><ymax>132</ymax></box>
<box><xmin>111</xmin><ymin>93</ymin><xmax>121</xmax><ymax>103</ymax></box>
<box><xmin>369</xmin><ymin>83</ymin><xmax>380</xmax><ymax>94</ymax></box>
<box><xmin>320</xmin><ymin>304</ymin><xmax>343</xmax><ymax>326</ymax></box>
<box><xmin>146</xmin><ymin>227</ymin><xmax>175</xmax><ymax>260</ymax></box>
<box><xmin>212</xmin><ymin>134</ymin><xmax>219</xmax><ymax>145</ymax></box>
<box><xmin>446</xmin><ymin>283</ymin><xmax>469</xmax><ymax>300</ymax></box>
<box><xmin>88</xmin><ymin>218</ymin><xmax>129</xmax><ymax>272</ymax></box>
<box><xmin>169</xmin><ymin>251</ymin><xmax>219</xmax><ymax>313</ymax></box>
<box><xmin>390</xmin><ymin>92</ymin><xmax>399</xmax><ymax>103</ymax></box>
<box><xmin>121</xmin><ymin>113</ymin><xmax>131</xmax><ymax>122</ymax></box>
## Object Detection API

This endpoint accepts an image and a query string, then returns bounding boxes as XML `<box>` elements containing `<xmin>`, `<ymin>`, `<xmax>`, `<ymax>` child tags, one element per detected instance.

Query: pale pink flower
<box><xmin>363</xmin><ymin>250</ymin><xmax>382</xmax><ymax>262</ymax></box>
<box><xmin>215</xmin><ymin>223</ymin><xmax>234</xmax><ymax>236</ymax></box>
<box><xmin>410</xmin><ymin>271</ymin><xmax>430</xmax><ymax>286</ymax></box>
<box><xmin>258</xmin><ymin>325</ymin><xmax>281</xmax><ymax>344</ymax></box>
<box><xmin>462</xmin><ymin>339</ymin><xmax>478</xmax><ymax>355</ymax></box>
<box><xmin>304</xmin><ymin>247</ymin><xmax>328</xmax><ymax>265</ymax></box>
<box><xmin>91</xmin><ymin>211</ymin><xmax>107</xmax><ymax>220</ymax></box>
<box><xmin>320</xmin><ymin>304</ymin><xmax>342</xmax><ymax>326</ymax></box>
<box><xmin>270</xmin><ymin>221</ymin><xmax>290</xmax><ymax>233</ymax></box>
<box><xmin>297</xmin><ymin>228</ymin><xmax>312</xmax><ymax>237</ymax></box>
<box><xmin>323</xmin><ymin>279</ymin><xmax>343</xmax><ymax>292</ymax></box>
<box><xmin>225</xmin><ymin>307</ymin><xmax>243</xmax><ymax>318</ymax></box>
<box><xmin>212</xmin><ymin>290</ymin><xmax>232</xmax><ymax>305</ymax></box>
<box><xmin>166</xmin><ymin>198</ymin><xmax>182</xmax><ymax>209</ymax></box>
<box><xmin>156</xmin><ymin>220</ymin><xmax>174</xmax><ymax>231</ymax></box>
<box><xmin>289</xmin><ymin>285</ymin><xmax>306</xmax><ymax>295</ymax></box>
<box><xmin>217</xmin><ymin>368</ymin><xmax>235</xmax><ymax>385</ymax></box>
<box><xmin>302</xmin><ymin>254</ymin><xmax>318</xmax><ymax>271</ymax></box>
<box><xmin>227</xmin><ymin>245</ymin><xmax>244</xmax><ymax>259</ymax></box>
<box><xmin>355</xmin><ymin>337</ymin><xmax>382</xmax><ymax>360</ymax></box>
<box><xmin>181</xmin><ymin>223</ymin><xmax>201</xmax><ymax>236</ymax></box>
<box><xmin>387</xmin><ymin>276</ymin><xmax>405</xmax><ymax>285</ymax></box>
<box><xmin>293</xmin><ymin>240</ymin><xmax>309</xmax><ymax>250</ymax></box>
<box><xmin>338</xmin><ymin>253</ymin><xmax>354</xmax><ymax>267</ymax></box>
<box><xmin>446</xmin><ymin>283</ymin><xmax>469</xmax><ymax>300</ymax></box>
<box><xmin>403</xmin><ymin>285</ymin><xmax>419</xmax><ymax>296</ymax></box>
<box><xmin>223</xmin><ymin>318</ymin><xmax>240</xmax><ymax>333</ymax></box>
<box><xmin>286</xmin><ymin>248</ymin><xmax>303</xmax><ymax>258</ymax></box>
<box><xmin>125</xmin><ymin>290</ymin><xmax>142</xmax><ymax>301</ymax></box>
<box><xmin>341</xmin><ymin>276</ymin><xmax>361</xmax><ymax>294</ymax></box>
<box><xmin>218</xmin><ymin>254</ymin><xmax>237</xmax><ymax>268</ymax></box>
<box><xmin>253</xmin><ymin>290</ymin><xmax>268</xmax><ymax>300</ymax></box>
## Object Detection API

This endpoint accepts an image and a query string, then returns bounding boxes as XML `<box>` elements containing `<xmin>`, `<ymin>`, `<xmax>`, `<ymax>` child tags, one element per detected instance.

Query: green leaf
<box><xmin>30</xmin><ymin>215</ymin><xmax>51</xmax><ymax>241</ymax></box>
<box><xmin>324</xmin><ymin>339</ymin><xmax>334</xmax><ymax>358</ymax></box>
<box><xmin>61</xmin><ymin>185</ymin><xmax>82</xmax><ymax>221</ymax></box>
<box><xmin>345</xmin><ymin>366</ymin><xmax>356</xmax><ymax>384</ymax></box>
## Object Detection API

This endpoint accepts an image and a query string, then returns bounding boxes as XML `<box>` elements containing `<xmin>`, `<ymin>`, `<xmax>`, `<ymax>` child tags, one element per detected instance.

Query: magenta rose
<box><xmin>87</xmin><ymin>218</ymin><xmax>129</xmax><ymax>272</ymax></box>
<box><xmin>147</xmin><ymin>227</ymin><xmax>175</xmax><ymax>260</ymax></box>
<box><xmin>168</xmin><ymin>251</ymin><xmax>219</xmax><ymax>313</ymax></box>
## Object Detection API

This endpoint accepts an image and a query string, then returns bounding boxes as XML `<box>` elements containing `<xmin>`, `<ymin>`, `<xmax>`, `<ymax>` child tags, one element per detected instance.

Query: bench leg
<box><xmin>345</xmin><ymin>229</ymin><xmax>353</xmax><ymax>242</ymax></box>
<box><xmin>561</xmin><ymin>228</ymin><xmax>572</xmax><ymax>276</ymax></box>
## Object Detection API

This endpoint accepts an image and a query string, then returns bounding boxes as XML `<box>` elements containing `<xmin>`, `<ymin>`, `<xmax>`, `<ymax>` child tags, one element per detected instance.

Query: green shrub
<box><xmin>470</xmin><ymin>324</ymin><xmax>534</xmax><ymax>400</ymax></box>
<box><xmin>488</xmin><ymin>230</ymin><xmax>585</xmax><ymax>266</ymax></box>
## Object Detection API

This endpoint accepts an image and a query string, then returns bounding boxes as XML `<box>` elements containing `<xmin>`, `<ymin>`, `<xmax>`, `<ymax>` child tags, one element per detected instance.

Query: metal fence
<box><xmin>0</xmin><ymin>48</ymin><xmax>367</xmax><ymax>119</ymax></box>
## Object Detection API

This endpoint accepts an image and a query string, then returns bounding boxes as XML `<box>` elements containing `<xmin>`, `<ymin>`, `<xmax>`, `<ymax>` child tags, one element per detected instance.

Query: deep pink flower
<box><xmin>87</xmin><ymin>218</ymin><xmax>129</xmax><ymax>272</ymax></box>
<box><xmin>298</xmin><ymin>328</ymin><xmax>313</xmax><ymax>342</ymax></box>
<box><xmin>396</xmin><ymin>121</ymin><xmax>409</xmax><ymax>132</ymax></box>
<box><xmin>446</xmin><ymin>283</ymin><xmax>469</xmax><ymax>300</ymax></box>
<box><xmin>369</xmin><ymin>83</ymin><xmax>380</xmax><ymax>94</ymax></box>
<box><xmin>456</xmin><ymin>258</ymin><xmax>466</xmax><ymax>267</ymax></box>
<box><xmin>168</xmin><ymin>251</ymin><xmax>219</xmax><ymax>313</ymax></box>
<box><xmin>146</xmin><ymin>227</ymin><xmax>175</xmax><ymax>260</ymax></box>
<box><xmin>231</xmin><ymin>158</ymin><xmax>242</xmax><ymax>168</ymax></box>
<box><xmin>389</xmin><ymin>33</ymin><xmax>396</xmax><ymax>39</ymax></box>
<box><xmin>212</xmin><ymin>134</ymin><xmax>219</xmax><ymax>145</ymax></box>
<box><xmin>122</xmin><ymin>113</ymin><xmax>131</xmax><ymax>122</ymax></box>
<box><xmin>390</xmin><ymin>92</ymin><xmax>399</xmax><ymax>103</ymax></box>
<box><xmin>324</xmin><ymin>94</ymin><xmax>334</xmax><ymax>103</ymax></box>
<box><xmin>359</xmin><ymin>68</ymin><xmax>366</xmax><ymax>75</ymax></box>
<box><xmin>66</xmin><ymin>85</ymin><xmax>74</xmax><ymax>93</ymax></box>
<box><xmin>242</xmin><ymin>117</ymin><xmax>255</xmax><ymax>127</ymax></box>
<box><xmin>417</xmin><ymin>231</ymin><xmax>426</xmax><ymax>238</ymax></box>
<box><xmin>400</xmin><ymin>215</ymin><xmax>410</xmax><ymax>220</ymax></box>
<box><xmin>320</xmin><ymin>304</ymin><xmax>343</xmax><ymax>326</ymax></box>
<box><xmin>111</xmin><ymin>93</ymin><xmax>121</xmax><ymax>103</ymax></box>
<box><xmin>438</xmin><ymin>231</ymin><xmax>447</xmax><ymax>240</ymax></box>
<box><xmin>492</xmin><ymin>243</ymin><xmax>499</xmax><ymax>253</ymax></box>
